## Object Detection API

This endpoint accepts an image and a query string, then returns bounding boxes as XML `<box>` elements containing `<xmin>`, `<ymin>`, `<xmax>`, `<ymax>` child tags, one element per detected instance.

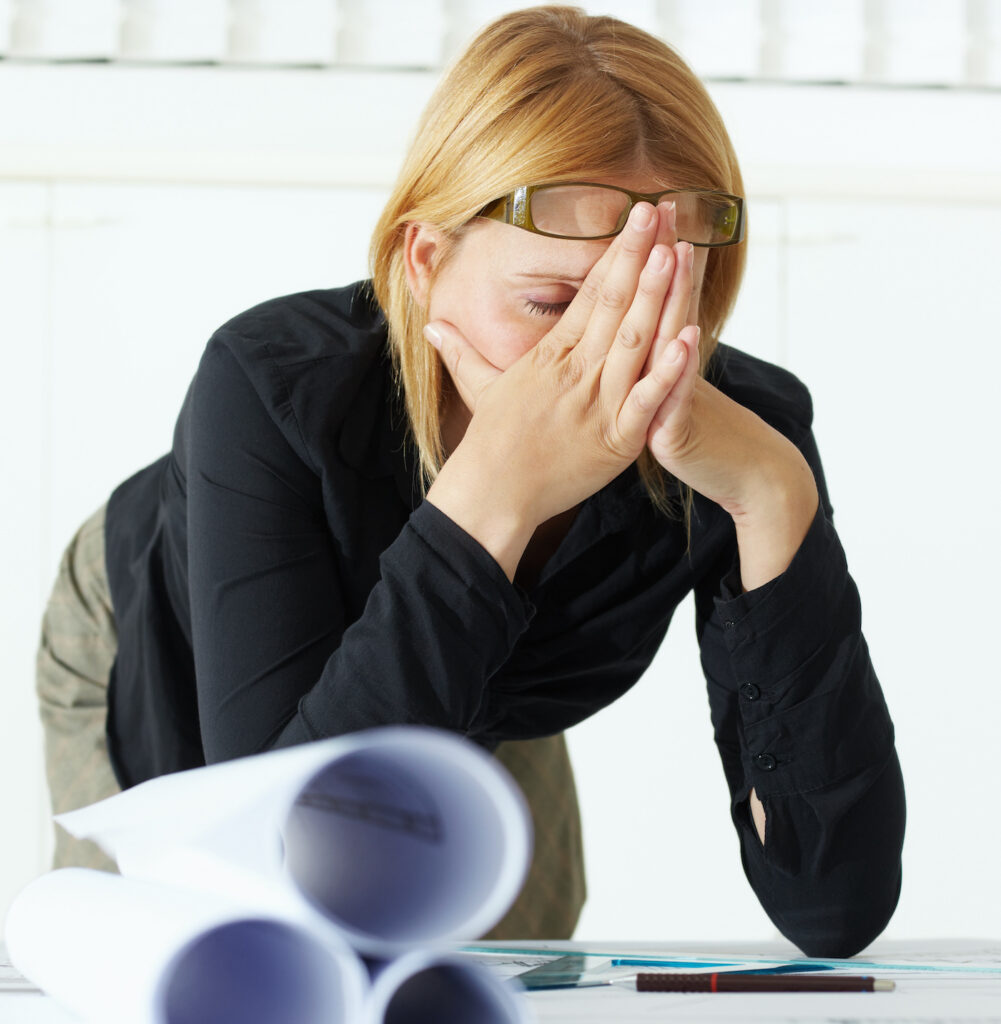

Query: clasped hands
<box><xmin>426</xmin><ymin>201</ymin><xmax>818</xmax><ymax>590</ymax></box>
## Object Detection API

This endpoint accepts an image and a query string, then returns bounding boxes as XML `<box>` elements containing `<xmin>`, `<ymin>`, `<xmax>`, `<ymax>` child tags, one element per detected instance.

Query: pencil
<box><xmin>634</xmin><ymin>973</ymin><xmax>895</xmax><ymax>993</ymax></box>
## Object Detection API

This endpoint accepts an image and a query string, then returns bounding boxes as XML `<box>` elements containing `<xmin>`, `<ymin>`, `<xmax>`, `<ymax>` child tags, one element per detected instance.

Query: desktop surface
<box><xmin>4</xmin><ymin>938</ymin><xmax>1001</xmax><ymax>1023</ymax></box>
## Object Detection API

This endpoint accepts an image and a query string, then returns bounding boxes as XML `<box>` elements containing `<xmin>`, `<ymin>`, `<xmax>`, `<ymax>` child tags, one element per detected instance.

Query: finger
<box><xmin>424</xmin><ymin>321</ymin><xmax>501</xmax><ymax>412</ymax></box>
<box><xmin>663</xmin><ymin>241</ymin><xmax>695</xmax><ymax>340</ymax></box>
<box><xmin>646</xmin><ymin>241</ymin><xmax>695</xmax><ymax>372</ymax></box>
<box><xmin>599</xmin><ymin>242</ymin><xmax>676</xmax><ymax>405</ymax></box>
<box><xmin>575</xmin><ymin>202</ymin><xmax>660</xmax><ymax>363</ymax></box>
<box><xmin>646</xmin><ymin>324</ymin><xmax>701</xmax><ymax>454</ymax></box>
<box><xmin>654</xmin><ymin>198</ymin><xmax>678</xmax><ymax>249</ymax></box>
<box><xmin>543</xmin><ymin>201</ymin><xmax>668</xmax><ymax>358</ymax></box>
<box><xmin>615</xmin><ymin>327</ymin><xmax>692</xmax><ymax>450</ymax></box>
<box><xmin>542</xmin><ymin>231</ymin><xmax>625</xmax><ymax>353</ymax></box>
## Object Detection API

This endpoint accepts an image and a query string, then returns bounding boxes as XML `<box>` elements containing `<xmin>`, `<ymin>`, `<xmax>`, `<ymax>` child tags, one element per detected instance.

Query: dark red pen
<box><xmin>633</xmin><ymin>973</ymin><xmax>895</xmax><ymax>993</ymax></box>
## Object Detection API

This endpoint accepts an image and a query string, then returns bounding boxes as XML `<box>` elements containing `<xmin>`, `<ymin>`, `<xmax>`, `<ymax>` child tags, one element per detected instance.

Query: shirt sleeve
<box><xmin>696</xmin><ymin>427</ymin><xmax>905</xmax><ymax>958</ymax></box>
<box><xmin>184</xmin><ymin>338</ymin><xmax>532</xmax><ymax>763</ymax></box>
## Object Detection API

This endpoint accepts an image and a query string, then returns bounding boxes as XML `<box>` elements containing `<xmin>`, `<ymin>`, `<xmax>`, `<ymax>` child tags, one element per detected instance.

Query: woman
<box><xmin>37</xmin><ymin>6</ymin><xmax>904</xmax><ymax>956</ymax></box>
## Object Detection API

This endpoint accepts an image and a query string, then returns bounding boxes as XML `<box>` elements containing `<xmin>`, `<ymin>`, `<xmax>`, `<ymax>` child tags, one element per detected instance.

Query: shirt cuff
<box><xmin>408</xmin><ymin>499</ymin><xmax>535</xmax><ymax>652</ymax></box>
<box><xmin>713</xmin><ymin>506</ymin><xmax>894</xmax><ymax>798</ymax></box>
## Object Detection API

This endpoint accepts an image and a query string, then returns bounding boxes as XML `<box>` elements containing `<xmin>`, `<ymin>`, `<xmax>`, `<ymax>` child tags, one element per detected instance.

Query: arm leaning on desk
<box><xmin>696</xmin><ymin>413</ymin><xmax>905</xmax><ymax>959</ymax></box>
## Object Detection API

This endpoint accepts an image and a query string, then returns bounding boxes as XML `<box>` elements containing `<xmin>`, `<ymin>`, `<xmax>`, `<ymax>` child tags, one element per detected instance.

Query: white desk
<box><xmin>5</xmin><ymin>939</ymin><xmax>1001</xmax><ymax>1022</ymax></box>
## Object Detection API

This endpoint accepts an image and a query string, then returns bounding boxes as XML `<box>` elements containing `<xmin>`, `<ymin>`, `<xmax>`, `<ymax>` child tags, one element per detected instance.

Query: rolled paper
<box><xmin>5</xmin><ymin>869</ymin><xmax>368</xmax><ymax>1024</ymax></box>
<box><xmin>57</xmin><ymin>726</ymin><xmax>532</xmax><ymax>957</ymax></box>
<box><xmin>367</xmin><ymin>952</ymin><xmax>533</xmax><ymax>1024</ymax></box>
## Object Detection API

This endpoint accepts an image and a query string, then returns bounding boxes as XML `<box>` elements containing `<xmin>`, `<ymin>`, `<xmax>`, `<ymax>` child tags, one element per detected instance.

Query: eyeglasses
<box><xmin>479</xmin><ymin>182</ymin><xmax>745</xmax><ymax>247</ymax></box>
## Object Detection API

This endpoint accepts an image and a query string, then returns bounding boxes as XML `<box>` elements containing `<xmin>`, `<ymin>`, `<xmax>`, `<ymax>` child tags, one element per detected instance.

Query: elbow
<box><xmin>754</xmin><ymin>753</ymin><xmax>906</xmax><ymax>959</ymax></box>
<box><xmin>783</xmin><ymin>867</ymin><xmax>903</xmax><ymax>958</ymax></box>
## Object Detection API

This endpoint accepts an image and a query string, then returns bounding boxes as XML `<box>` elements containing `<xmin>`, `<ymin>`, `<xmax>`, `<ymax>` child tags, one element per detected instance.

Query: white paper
<box><xmin>5</xmin><ymin>869</ymin><xmax>367</xmax><ymax>1024</ymax></box>
<box><xmin>0</xmin><ymin>944</ymin><xmax>38</xmax><ymax>992</ymax></box>
<box><xmin>7</xmin><ymin>727</ymin><xmax>533</xmax><ymax>1021</ymax></box>
<box><xmin>58</xmin><ymin>726</ymin><xmax>532</xmax><ymax>956</ymax></box>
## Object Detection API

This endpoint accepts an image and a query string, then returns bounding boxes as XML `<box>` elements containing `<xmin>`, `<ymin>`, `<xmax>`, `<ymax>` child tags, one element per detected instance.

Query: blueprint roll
<box><xmin>367</xmin><ymin>952</ymin><xmax>532</xmax><ymax>1024</ymax></box>
<box><xmin>280</xmin><ymin>728</ymin><xmax>533</xmax><ymax>956</ymax></box>
<box><xmin>5</xmin><ymin>868</ymin><xmax>368</xmax><ymax>1024</ymax></box>
<box><xmin>56</xmin><ymin>727</ymin><xmax>533</xmax><ymax>958</ymax></box>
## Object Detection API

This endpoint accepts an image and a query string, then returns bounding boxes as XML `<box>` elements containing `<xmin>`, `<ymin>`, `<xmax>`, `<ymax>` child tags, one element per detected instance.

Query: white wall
<box><xmin>3</xmin><ymin>3</ymin><xmax>1001</xmax><ymax>947</ymax></box>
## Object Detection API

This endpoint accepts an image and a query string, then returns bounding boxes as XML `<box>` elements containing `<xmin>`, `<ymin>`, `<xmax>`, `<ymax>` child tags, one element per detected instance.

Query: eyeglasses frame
<box><xmin>478</xmin><ymin>181</ymin><xmax>746</xmax><ymax>247</ymax></box>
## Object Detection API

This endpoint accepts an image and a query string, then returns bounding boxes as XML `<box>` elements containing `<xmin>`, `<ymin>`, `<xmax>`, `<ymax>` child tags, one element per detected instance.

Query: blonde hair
<box><xmin>370</xmin><ymin>4</ymin><xmax>746</xmax><ymax>509</ymax></box>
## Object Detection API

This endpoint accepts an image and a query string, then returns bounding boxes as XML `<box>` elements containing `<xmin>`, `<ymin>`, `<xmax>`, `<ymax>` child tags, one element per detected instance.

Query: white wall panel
<box><xmin>119</xmin><ymin>0</ymin><xmax>228</xmax><ymax>62</ymax></box>
<box><xmin>0</xmin><ymin>63</ymin><xmax>434</xmax><ymax>187</ymax></box>
<box><xmin>7</xmin><ymin>0</ymin><xmax>120</xmax><ymax>59</ymax></box>
<box><xmin>664</xmin><ymin>0</ymin><xmax>763</xmax><ymax>79</ymax></box>
<box><xmin>1</xmin><ymin>1</ymin><xmax>997</xmax><ymax>90</ymax></box>
<box><xmin>873</xmin><ymin>0</ymin><xmax>970</xmax><ymax>84</ymax></box>
<box><xmin>44</xmin><ymin>181</ymin><xmax>389</xmax><ymax>571</ymax></box>
<box><xmin>337</xmin><ymin>0</ymin><xmax>444</xmax><ymax>67</ymax></box>
<box><xmin>784</xmin><ymin>197</ymin><xmax>1001</xmax><ymax>937</ymax></box>
<box><xmin>228</xmin><ymin>0</ymin><xmax>338</xmax><ymax>66</ymax></box>
<box><xmin>0</xmin><ymin>182</ymin><xmax>50</xmax><ymax>930</ymax></box>
<box><xmin>969</xmin><ymin>0</ymin><xmax>1001</xmax><ymax>85</ymax></box>
<box><xmin>761</xmin><ymin>0</ymin><xmax>867</xmax><ymax>81</ymax></box>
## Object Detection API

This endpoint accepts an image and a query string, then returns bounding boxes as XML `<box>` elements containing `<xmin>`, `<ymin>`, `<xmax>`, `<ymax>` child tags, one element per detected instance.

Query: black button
<box><xmin>740</xmin><ymin>683</ymin><xmax>760</xmax><ymax>701</ymax></box>
<box><xmin>754</xmin><ymin>752</ymin><xmax>777</xmax><ymax>771</ymax></box>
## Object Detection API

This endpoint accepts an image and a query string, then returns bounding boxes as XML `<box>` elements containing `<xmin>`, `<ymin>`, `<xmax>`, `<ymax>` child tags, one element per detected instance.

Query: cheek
<box><xmin>475</xmin><ymin>327</ymin><xmax>548</xmax><ymax>370</ymax></box>
<box><xmin>464</xmin><ymin>319</ymin><xmax>548</xmax><ymax>372</ymax></box>
<box><xmin>429</xmin><ymin>285</ymin><xmax>551</xmax><ymax>371</ymax></box>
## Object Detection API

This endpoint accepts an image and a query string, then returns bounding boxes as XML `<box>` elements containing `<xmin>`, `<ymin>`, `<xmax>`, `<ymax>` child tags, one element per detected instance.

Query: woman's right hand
<box><xmin>424</xmin><ymin>202</ymin><xmax>696</xmax><ymax>581</ymax></box>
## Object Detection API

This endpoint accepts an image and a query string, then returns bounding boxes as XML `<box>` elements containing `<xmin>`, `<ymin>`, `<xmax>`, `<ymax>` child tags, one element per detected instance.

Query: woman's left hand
<box><xmin>644</xmin><ymin>232</ymin><xmax>819</xmax><ymax>592</ymax></box>
<box><xmin>646</xmin><ymin>225</ymin><xmax>819</xmax><ymax>848</ymax></box>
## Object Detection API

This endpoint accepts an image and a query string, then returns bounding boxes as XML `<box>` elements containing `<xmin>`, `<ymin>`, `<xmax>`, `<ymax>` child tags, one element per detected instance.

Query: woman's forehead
<box><xmin>483</xmin><ymin>221</ymin><xmax>611</xmax><ymax>280</ymax></box>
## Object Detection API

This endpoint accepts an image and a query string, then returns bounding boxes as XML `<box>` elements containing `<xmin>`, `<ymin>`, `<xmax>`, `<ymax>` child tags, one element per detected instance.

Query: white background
<box><xmin>2</xmin><ymin>0</ymin><xmax>1000</xmax><ymax>947</ymax></box>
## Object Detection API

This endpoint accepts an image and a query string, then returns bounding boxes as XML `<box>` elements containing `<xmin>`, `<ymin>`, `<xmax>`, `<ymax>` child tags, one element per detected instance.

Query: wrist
<box><xmin>425</xmin><ymin>447</ymin><xmax>537</xmax><ymax>582</ymax></box>
<box><xmin>729</xmin><ymin>442</ymin><xmax>819</xmax><ymax>591</ymax></box>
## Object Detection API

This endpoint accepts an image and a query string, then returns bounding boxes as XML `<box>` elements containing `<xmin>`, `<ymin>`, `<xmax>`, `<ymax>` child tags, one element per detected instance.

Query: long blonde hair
<box><xmin>370</xmin><ymin>4</ymin><xmax>746</xmax><ymax>508</ymax></box>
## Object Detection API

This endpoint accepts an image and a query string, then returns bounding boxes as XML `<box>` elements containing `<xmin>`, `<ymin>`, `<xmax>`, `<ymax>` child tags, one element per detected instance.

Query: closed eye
<box><xmin>525</xmin><ymin>298</ymin><xmax>572</xmax><ymax>317</ymax></box>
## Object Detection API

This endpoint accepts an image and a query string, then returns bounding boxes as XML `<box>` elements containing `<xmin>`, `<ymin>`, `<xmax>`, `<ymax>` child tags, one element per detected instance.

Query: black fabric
<box><xmin>104</xmin><ymin>281</ymin><xmax>904</xmax><ymax>957</ymax></box>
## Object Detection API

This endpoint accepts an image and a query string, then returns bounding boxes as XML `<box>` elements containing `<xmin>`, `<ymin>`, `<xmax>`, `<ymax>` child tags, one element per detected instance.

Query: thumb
<box><xmin>424</xmin><ymin>320</ymin><xmax>501</xmax><ymax>412</ymax></box>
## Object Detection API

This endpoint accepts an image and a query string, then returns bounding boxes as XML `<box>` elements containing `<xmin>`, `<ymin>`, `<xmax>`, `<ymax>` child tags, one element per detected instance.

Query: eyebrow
<box><xmin>511</xmin><ymin>272</ymin><xmax>586</xmax><ymax>286</ymax></box>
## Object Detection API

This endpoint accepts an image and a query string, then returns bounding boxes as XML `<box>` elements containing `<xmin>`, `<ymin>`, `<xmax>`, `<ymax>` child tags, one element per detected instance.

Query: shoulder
<box><xmin>209</xmin><ymin>280</ymin><xmax>386</xmax><ymax>384</ymax></box>
<box><xmin>706</xmin><ymin>342</ymin><xmax>813</xmax><ymax>443</ymax></box>
<box><xmin>206</xmin><ymin>280</ymin><xmax>389</xmax><ymax>423</ymax></box>
<box><xmin>187</xmin><ymin>281</ymin><xmax>392</xmax><ymax>472</ymax></box>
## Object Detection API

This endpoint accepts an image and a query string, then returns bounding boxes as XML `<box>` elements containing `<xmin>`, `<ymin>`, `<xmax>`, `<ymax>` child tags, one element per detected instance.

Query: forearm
<box><xmin>203</xmin><ymin>501</ymin><xmax>532</xmax><ymax>760</ymax></box>
<box><xmin>729</xmin><ymin>431</ymin><xmax>819</xmax><ymax>594</ymax></box>
<box><xmin>425</xmin><ymin>445</ymin><xmax>537</xmax><ymax>583</ymax></box>
<box><xmin>700</xmin><ymin>502</ymin><xmax>903</xmax><ymax>956</ymax></box>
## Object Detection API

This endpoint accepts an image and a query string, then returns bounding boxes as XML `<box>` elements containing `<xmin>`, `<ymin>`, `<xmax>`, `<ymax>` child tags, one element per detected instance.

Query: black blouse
<box><xmin>104</xmin><ymin>282</ymin><xmax>904</xmax><ymax>957</ymax></box>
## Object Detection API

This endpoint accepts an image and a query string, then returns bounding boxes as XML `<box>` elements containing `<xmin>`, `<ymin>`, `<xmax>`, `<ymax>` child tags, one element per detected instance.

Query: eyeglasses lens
<box><xmin>531</xmin><ymin>185</ymin><xmax>630</xmax><ymax>238</ymax></box>
<box><xmin>691</xmin><ymin>194</ymin><xmax>740</xmax><ymax>245</ymax></box>
<box><xmin>530</xmin><ymin>185</ymin><xmax>738</xmax><ymax>244</ymax></box>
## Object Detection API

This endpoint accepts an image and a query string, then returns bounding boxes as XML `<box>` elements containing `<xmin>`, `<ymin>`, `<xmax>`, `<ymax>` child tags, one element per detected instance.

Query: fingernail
<box><xmin>686</xmin><ymin>242</ymin><xmax>694</xmax><ymax>268</ymax></box>
<box><xmin>632</xmin><ymin>203</ymin><xmax>654</xmax><ymax>229</ymax></box>
<box><xmin>648</xmin><ymin>245</ymin><xmax>668</xmax><ymax>272</ymax></box>
<box><xmin>423</xmin><ymin>324</ymin><xmax>442</xmax><ymax>349</ymax></box>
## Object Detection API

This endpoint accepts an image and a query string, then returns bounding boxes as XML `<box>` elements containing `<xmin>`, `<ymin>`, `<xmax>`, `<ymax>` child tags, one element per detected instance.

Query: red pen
<box><xmin>633</xmin><ymin>973</ymin><xmax>895</xmax><ymax>993</ymax></box>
